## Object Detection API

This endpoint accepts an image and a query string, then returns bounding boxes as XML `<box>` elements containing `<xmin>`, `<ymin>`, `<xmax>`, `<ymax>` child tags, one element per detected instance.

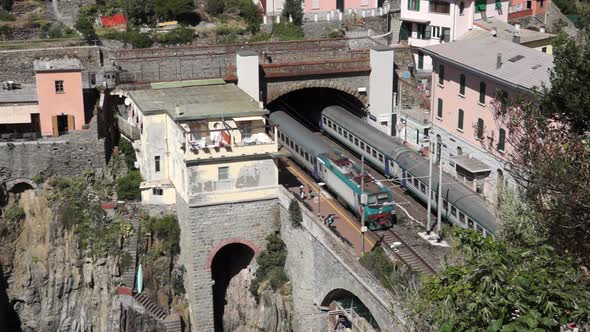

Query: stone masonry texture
<box><xmin>176</xmin><ymin>195</ymin><xmax>280</xmax><ymax>331</ymax></box>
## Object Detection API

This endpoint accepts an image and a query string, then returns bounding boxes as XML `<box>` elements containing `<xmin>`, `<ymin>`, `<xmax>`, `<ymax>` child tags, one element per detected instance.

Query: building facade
<box><xmin>423</xmin><ymin>37</ymin><xmax>553</xmax><ymax>205</ymax></box>
<box><xmin>260</xmin><ymin>0</ymin><xmax>382</xmax><ymax>15</ymax></box>
<box><xmin>400</xmin><ymin>0</ymin><xmax>509</xmax><ymax>71</ymax></box>
<box><xmin>508</xmin><ymin>0</ymin><xmax>550</xmax><ymax>20</ymax></box>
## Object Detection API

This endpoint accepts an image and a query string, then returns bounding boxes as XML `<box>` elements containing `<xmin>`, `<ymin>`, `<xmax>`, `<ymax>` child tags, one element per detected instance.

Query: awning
<box><xmin>401</xmin><ymin>17</ymin><xmax>431</xmax><ymax>24</ymax></box>
<box><xmin>451</xmin><ymin>155</ymin><xmax>491</xmax><ymax>174</ymax></box>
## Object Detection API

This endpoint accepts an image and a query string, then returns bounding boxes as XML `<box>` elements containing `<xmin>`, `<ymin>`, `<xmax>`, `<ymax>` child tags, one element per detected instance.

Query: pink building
<box><xmin>423</xmin><ymin>37</ymin><xmax>553</xmax><ymax>204</ymax></box>
<box><xmin>33</xmin><ymin>59</ymin><xmax>86</xmax><ymax>137</ymax></box>
<box><xmin>261</xmin><ymin>0</ymin><xmax>381</xmax><ymax>15</ymax></box>
<box><xmin>508</xmin><ymin>0</ymin><xmax>550</xmax><ymax>20</ymax></box>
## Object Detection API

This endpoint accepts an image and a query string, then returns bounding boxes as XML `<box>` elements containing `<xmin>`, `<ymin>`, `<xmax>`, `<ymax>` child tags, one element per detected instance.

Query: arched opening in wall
<box><xmin>211</xmin><ymin>243</ymin><xmax>256</xmax><ymax>332</ymax></box>
<box><xmin>321</xmin><ymin>288</ymin><xmax>381</xmax><ymax>331</ymax></box>
<box><xmin>8</xmin><ymin>182</ymin><xmax>34</xmax><ymax>195</ymax></box>
<box><xmin>267</xmin><ymin>88</ymin><xmax>365</xmax><ymax>131</ymax></box>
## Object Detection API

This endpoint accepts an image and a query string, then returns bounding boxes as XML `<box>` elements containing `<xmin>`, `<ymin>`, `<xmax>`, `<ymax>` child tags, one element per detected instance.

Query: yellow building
<box><xmin>126</xmin><ymin>82</ymin><xmax>278</xmax><ymax>207</ymax></box>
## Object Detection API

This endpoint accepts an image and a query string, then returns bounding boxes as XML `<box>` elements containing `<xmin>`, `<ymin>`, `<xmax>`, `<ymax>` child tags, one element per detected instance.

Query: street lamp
<box><xmin>317</xmin><ymin>182</ymin><xmax>325</xmax><ymax>219</ymax></box>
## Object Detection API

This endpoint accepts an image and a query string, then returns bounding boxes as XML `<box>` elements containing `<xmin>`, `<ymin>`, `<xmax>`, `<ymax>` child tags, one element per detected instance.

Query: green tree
<box><xmin>125</xmin><ymin>0</ymin><xmax>155</xmax><ymax>25</ymax></box>
<box><xmin>155</xmin><ymin>0</ymin><xmax>194</xmax><ymax>21</ymax></box>
<box><xmin>116</xmin><ymin>170</ymin><xmax>142</xmax><ymax>200</ymax></box>
<box><xmin>250</xmin><ymin>234</ymin><xmax>288</xmax><ymax>297</ymax></box>
<box><xmin>288</xmin><ymin>199</ymin><xmax>302</xmax><ymax>228</ymax></box>
<box><xmin>238</xmin><ymin>0</ymin><xmax>261</xmax><ymax>33</ymax></box>
<box><xmin>413</xmin><ymin>229</ymin><xmax>590</xmax><ymax>331</ymax></box>
<box><xmin>0</xmin><ymin>0</ymin><xmax>13</xmax><ymax>11</ymax></box>
<box><xmin>281</xmin><ymin>0</ymin><xmax>303</xmax><ymax>25</ymax></box>
<box><xmin>207</xmin><ymin>0</ymin><xmax>225</xmax><ymax>16</ymax></box>
<box><xmin>75</xmin><ymin>16</ymin><xmax>97</xmax><ymax>42</ymax></box>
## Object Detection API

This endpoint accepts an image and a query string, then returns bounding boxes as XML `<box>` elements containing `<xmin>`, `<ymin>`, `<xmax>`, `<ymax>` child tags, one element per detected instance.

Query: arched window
<box><xmin>456</xmin><ymin>146</ymin><xmax>463</xmax><ymax>155</ymax></box>
<box><xmin>476</xmin><ymin>118</ymin><xmax>484</xmax><ymax>140</ymax></box>
<box><xmin>479</xmin><ymin>82</ymin><xmax>486</xmax><ymax>104</ymax></box>
<box><xmin>459</xmin><ymin>74</ymin><xmax>466</xmax><ymax>95</ymax></box>
<box><xmin>437</xmin><ymin>98</ymin><xmax>443</xmax><ymax>119</ymax></box>
<box><xmin>457</xmin><ymin>109</ymin><xmax>464</xmax><ymax>131</ymax></box>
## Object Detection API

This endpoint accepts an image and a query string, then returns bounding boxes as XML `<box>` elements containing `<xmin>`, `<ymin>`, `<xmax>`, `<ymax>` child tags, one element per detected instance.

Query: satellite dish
<box><xmin>124</xmin><ymin>98</ymin><xmax>131</xmax><ymax>106</ymax></box>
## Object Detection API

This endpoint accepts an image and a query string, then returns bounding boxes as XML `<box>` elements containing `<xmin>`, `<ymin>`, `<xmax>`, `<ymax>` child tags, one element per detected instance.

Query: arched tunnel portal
<box><xmin>321</xmin><ymin>288</ymin><xmax>382</xmax><ymax>331</ymax></box>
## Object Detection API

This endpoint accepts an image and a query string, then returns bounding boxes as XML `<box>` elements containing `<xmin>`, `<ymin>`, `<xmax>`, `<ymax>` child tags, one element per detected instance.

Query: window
<box><xmin>312</xmin><ymin>0</ymin><xmax>320</xmax><ymax>9</ymax></box>
<box><xmin>457</xmin><ymin>109</ymin><xmax>464</xmax><ymax>131</ymax></box>
<box><xmin>459</xmin><ymin>212</ymin><xmax>466</xmax><ymax>224</ymax></box>
<box><xmin>328</xmin><ymin>120</ymin><xmax>333</xmax><ymax>128</ymax></box>
<box><xmin>372</xmin><ymin>150</ymin><xmax>377</xmax><ymax>158</ymax></box>
<box><xmin>476</xmin><ymin>224</ymin><xmax>484</xmax><ymax>234</ymax></box>
<box><xmin>322</xmin><ymin>117</ymin><xmax>327</xmax><ymax>124</ymax></box>
<box><xmin>429</xmin><ymin>0</ymin><xmax>450</xmax><ymax>14</ymax></box>
<box><xmin>451</xmin><ymin>205</ymin><xmax>457</xmax><ymax>217</ymax></box>
<box><xmin>497</xmin><ymin>128</ymin><xmax>506</xmax><ymax>152</ymax></box>
<box><xmin>443</xmin><ymin>200</ymin><xmax>448</xmax><ymax>211</ymax></box>
<box><xmin>468</xmin><ymin>218</ymin><xmax>474</xmax><ymax>228</ymax></box>
<box><xmin>476</xmin><ymin>118</ymin><xmax>484</xmax><ymax>140</ymax></box>
<box><xmin>540</xmin><ymin>0</ymin><xmax>544</xmax><ymax>7</ymax></box>
<box><xmin>360</xmin><ymin>142</ymin><xmax>365</xmax><ymax>150</ymax></box>
<box><xmin>459</xmin><ymin>74</ymin><xmax>466</xmax><ymax>96</ymax></box>
<box><xmin>418</xmin><ymin>52</ymin><xmax>424</xmax><ymax>70</ymax></box>
<box><xmin>354</xmin><ymin>137</ymin><xmax>359</xmax><ymax>146</ymax></box>
<box><xmin>218</xmin><ymin>166</ymin><xmax>229</xmax><ymax>181</ymax></box>
<box><xmin>541</xmin><ymin>46</ymin><xmax>547</xmax><ymax>53</ymax></box>
<box><xmin>479</xmin><ymin>82</ymin><xmax>486</xmax><ymax>104</ymax></box>
<box><xmin>55</xmin><ymin>80</ymin><xmax>64</xmax><ymax>93</ymax></box>
<box><xmin>152</xmin><ymin>188</ymin><xmax>163</xmax><ymax>195</ymax></box>
<box><xmin>437</xmin><ymin>98</ymin><xmax>443</xmax><ymax>119</ymax></box>
<box><xmin>420</xmin><ymin>182</ymin><xmax>426</xmax><ymax>194</ymax></box>
<box><xmin>337</xmin><ymin>127</ymin><xmax>342</xmax><ymax>135</ymax></box>
<box><xmin>155</xmin><ymin>156</ymin><xmax>160</xmax><ymax>172</ymax></box>
<box><xmin>378</xmin><ymin>154</ymin><xmax>384</xmax><ymax>162</ymax></box>
<box><xmin>459</xmin><ymin>1</ymin><xmax>465</xmax><ymax>14</ymax></box>
<box><xmin>438</xmin><ymin>65</ymin><xmax>445</xmax><ymax>85</ymax></box>
<box><xmin>526</xmin><ymin>0</ymin><xmax>532</xmax><ymax>9</ymax></box>
<box><xmin>431</xmin><ymin>26</ymin><xmax>441</xmax><ymax>38</ymax></box>
<box><xmin>413</xmin><ymin>177</ymin><xmax>419</xmax><ymax>187</ymax></box>
<box><xmin>407</xmin><ymin>0</ymin><xmax>420</xmax><ymax>11</ymax></box>
<box><xmin>344</xmin><ymin>131</ymin><xmax>348</xmax><ymax>139</ymax></box>
<box><xmin>348</xmin><ymin>134</ymin><xmax>353</xmax><ymax>143</ymax></box>
<box><xmin>416</xmin><ymin>24</ymin><xmax>429</xmax><ymax>39</ymax></box>
<box><xmin>365</xmin><ymin>145</ymin><xmax>371</xmax><ymax>153</ymax></box>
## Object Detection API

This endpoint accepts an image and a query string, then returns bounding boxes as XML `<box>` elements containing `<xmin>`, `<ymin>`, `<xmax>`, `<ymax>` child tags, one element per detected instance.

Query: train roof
<box><xmin>269</xmin><ymin>111</ymin><xmax>332</xmax><ymax>157</ymax></box>
<box><xmin>321</xmin><ymin>106</ymin><xmax>499</xmax><ymax>234</ymax></box>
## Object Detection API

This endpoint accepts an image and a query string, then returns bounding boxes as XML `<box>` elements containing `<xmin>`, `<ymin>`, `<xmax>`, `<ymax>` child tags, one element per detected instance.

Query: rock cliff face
<box><xmin>223</xmin><ymin>268</ymin><xmax>293</xmax><ymax>332</ymax></box>
<box><xmin>0</xmin><ymin>191</ymin><xmax>118</xmax><ymax>331</ymax></box>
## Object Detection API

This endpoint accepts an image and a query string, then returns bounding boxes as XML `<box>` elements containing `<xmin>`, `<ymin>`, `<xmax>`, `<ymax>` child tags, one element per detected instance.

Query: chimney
<box><xmin>496</xmin><ymin>53</ymin><xmax>502</xmax><ymax>69</ymax></box>
<box><xmin>512</xmin><ymin>31</ymin><xmax>521</xmax><ymax>44</ymax></box>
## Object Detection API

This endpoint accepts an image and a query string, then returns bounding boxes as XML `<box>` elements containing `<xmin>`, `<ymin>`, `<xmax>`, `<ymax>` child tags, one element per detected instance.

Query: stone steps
<box><xmin>121</xmin><ymin>218</ymin><xmax>140</xmax><ymax>288</ymax></box>
<box><xmin>133</xmin><ymin>293</ymin><xmax>168</xmax><ymax>320</ymax></box>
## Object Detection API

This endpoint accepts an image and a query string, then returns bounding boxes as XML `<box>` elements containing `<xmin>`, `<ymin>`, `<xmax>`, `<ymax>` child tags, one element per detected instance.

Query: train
<box><xmin>269</xmin><ymin>111</ymin><xmax>395</xmax><ymax>230</ymax></box>
<box><xmin>320</xmin><ymin>106</ymin><xmax>498</xmax><ymax>238</ymax></box>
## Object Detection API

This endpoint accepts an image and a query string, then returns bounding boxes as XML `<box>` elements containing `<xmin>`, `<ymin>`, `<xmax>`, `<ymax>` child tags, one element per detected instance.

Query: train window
<box><xmin>468</xmin><ymin>219</ymin><xmax>475</xmax><ymax>228</ymax></box>
<box><xmin>413</xmin><ymin>177</ymin><xmax>418</xmax><ymax>187</ymax></box>
<box><xmin>360</xmin><ymin>142</ymin><xmax>365</xmax><ymax>150</ymax></box>
<box><xmin>451</xmin><ymin>206</ymin><xmax>457</xmax><ymax>217</ymax></box>
<box><xmin>365</xmin><ymin>145</ymin><xmax>371</xmax><ymax>153</ymax></box>
<box><xmin>295</xmin><ymin>145</ymin><xmax>299</xmax><ymax>154</ymax></box>
<box><xmin>443</xmin><ymin>200</ymin><xmax>448</xmax><ymax>211</ymax></box>
<box><xmin>476</xmin><ymin>224</ymin><xmax>484</xmax><ymax>234</ymax></box>
<box><xmin>459</xmin><ymin>212</ymin><xmax>466</xmax><ymax>225</ymax></box>
<box><xmin>337</xmin><ymin>127</ymin><xmax>342</xmax><ymax>135</ymax></box>
<box><xmin>378</xmin><ymin>154</ymin><xmax>383</xmax><ymax>162</ymax></box>
<box><xmin>344</xmin><ymin>131</ymin><xmax>348</xmax><ymax>139</ymax></box>
<box><xmin>354</xmin><ymin>138</ymin><xmax>359</xmax><ymax>146</ymax></box>
<box><xmin>420</xmin><ymin>182</ymin><xmax>426</xmax><ymax>194</ymax></box>
<box><xmin>290</xmin><ymin>140</ymin><xmax>294</xmax><ymax>149</ymax></box>
<box><xmin>372</xmin><ymin>150</ymin><xmax>377</xmax><ymax>158</ymax></box>
<box><xmin>348</xmin><ymin>134</ymin><xmax>353</xmax><ymax>143</ymax></box>
<box><xmin>305</xmin><ymin>152</ymin><xmax>310</xmax><ymax>162</ymax></box>
<box><xmin>322</xmin><ymin>117</ymin><xmax>327</xmax><ymax>124</ymax></box>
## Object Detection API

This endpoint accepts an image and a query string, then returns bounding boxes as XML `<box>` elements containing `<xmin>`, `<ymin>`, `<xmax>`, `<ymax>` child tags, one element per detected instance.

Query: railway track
<box><xmin>375</xmin><ymin>228</ymin><xmax>437</xmax><ymax>275</ymax></box>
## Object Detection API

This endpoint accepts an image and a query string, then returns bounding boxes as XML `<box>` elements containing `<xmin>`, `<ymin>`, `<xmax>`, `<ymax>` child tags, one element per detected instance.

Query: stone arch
<box><xmin>6</xmin><ymin>179</ymin><xmax>37</xmax><ymax>194</ymax></box>
<box><xmin>318</xmin><ymin>278</ymin><xmax>392</xmax><ymax>330</ymax></box>
<box><xmin>267</xmin><ymin>81</ymin><xmax>368</xmax><ymax>105</ymax></box>
<box><xmin>206</xmin><ymin>237</ymin><xmax>262</xmax><ymax>270</ymax></box>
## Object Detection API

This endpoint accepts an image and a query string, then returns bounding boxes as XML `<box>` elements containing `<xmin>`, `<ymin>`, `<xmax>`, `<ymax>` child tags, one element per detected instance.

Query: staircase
<box><xmin>133</xmin><ymin>293</ymin><xmax>168</xmax><ymax>320</ymax></box>
<box><xmin>120</xmin><ymin>209</ymin><xmax>141</xmax><ymax>288</ymax></box>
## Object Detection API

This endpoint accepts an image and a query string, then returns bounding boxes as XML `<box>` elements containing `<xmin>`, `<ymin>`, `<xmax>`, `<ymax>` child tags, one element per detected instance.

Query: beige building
<box><xmin>125</xmin><ymin>82</ymin><xmax>279</xmax><ymax>207</ymax></box>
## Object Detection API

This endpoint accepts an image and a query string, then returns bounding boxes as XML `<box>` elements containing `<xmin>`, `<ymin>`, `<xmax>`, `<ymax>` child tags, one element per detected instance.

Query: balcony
<box><xmin>181</xmin><ymin>116</ymin><xmax>277</xmax><ymax>162</ymax></box>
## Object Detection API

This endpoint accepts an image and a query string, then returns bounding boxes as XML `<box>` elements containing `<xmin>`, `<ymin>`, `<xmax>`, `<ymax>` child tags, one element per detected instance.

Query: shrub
<box><xmin>324</xmin><ymin>29</ymin><xmax>344</xmax><ymax>39</ymax></box>
<box><xmin>32</xmin><ymin>175</ymin><xmax>43</xmax><ymax>185</ymax></box>
<box><xmin>157</xmin><ymin>26</ymin><xmax>193</xmax><ymax>45</ymax></box>
<box><xmin>207</xmin><ymin>0</ymin><xmax>225</xmax><ymax>16</ymax></box>
<box><xmin>116</xmin><ymin>170</ymin><xmax>142</xmax><ymax>200</ymax></box>
<box><xmin>0</xmin><ymin>25</ymin><xmax>12</xmax><ymax>39</ymax></box>
<box><xmin>0</xmin><ymin>9</ymin><xmax>14</xmax><ymax>21</ymax></box>
<box><xmin>288</xmin><ymin>199</ymin><xmax>302</xmax><ymax>228</ymax></box>
<box><xmin>155</xmin><ymin>0</ymin><xmax>194</xmax><ymax>21</ymax></box>
<box><xmin>0</xmin><ymin>0</ymin><xmax>13</xmax><ymax>12</ymax></box>
<box><xmin>3</xmin><ymin>205</ymin><xmax>25</xmax><ymax>222</ymax></box>
<box><xmin>238</xmin><ymin>0</ymin><xmax>261</xmax><ymax>33</ymax></box>
<box><xmin>75</xmin><ymin>16</ymin><xmax>97</xmax><ymax>42</ymax></box>
<box><xmin>281</xmin><ymin>0</ymin><xmax>303</xmax><ymax>25</ymax></box>
<box><xmin>250</xmin><ymin>233</ymin><xmax>288</xmax><ymax>298</ymax></box>
<box><xmin>249</xmin><ymin>32</ymin><xmax>271</xmax><ymax>42</ymax></box>
<box><xmin>145</xmin><ymin>214</ymin><xmax>180</xmax><ymax>254</ymax></box>
<box><xmin>267</xmin><ymin>267</ymin><xmax>288</xmax><ymax>290</ymax></box>
<box><xmin>272</xmin><ymin>22</ymin><xmax>303</xmax><ymax>41</ymax></box>
<box><xmin>126</xmin><ymin>31</ymin><xmax>154</xmax><ymax>48</ymax></box>
<box><xmin>118</xmin><ymin>137</ymin><xmax>137</xmax><ymax>170</ymax></box>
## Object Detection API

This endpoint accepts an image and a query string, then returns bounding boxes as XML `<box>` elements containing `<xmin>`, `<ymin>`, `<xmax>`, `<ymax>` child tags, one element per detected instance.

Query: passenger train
<box><xmin>320</xmin><ymin>106</ymin><xmax>498</xmax><ymax>237</ymax></box>
<box><xmin>269</xmin><ymin>111</ymin><xmax>395</xmax><ymax>230</ymax></box>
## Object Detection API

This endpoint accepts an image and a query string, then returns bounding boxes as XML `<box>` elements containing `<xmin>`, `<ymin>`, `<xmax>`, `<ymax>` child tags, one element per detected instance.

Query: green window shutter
<box><xmin>459</xmin><ymin>74</ymin><xmax>466</xmax><ymax>95</ymax></box>
<box><xmin>497</xmin><ymin>128</ymin><xmax>506</xmax><ymax>151</ymax></box>
<box><xmin>458</xmin><ymin>109</ymin><xmax>464</xmax><ymax>130</ymax></box>
<box><xmin>479</xmin><ymin>82</ymin><xmax>486</xmax><ymax>104</ymax></box>
<box><xmin>439</xmin><ymin>64</ymin><xmax>445</xmax><ymax>85</ymax></box>
<box><xmin>408</xmin><ymin>0</ymin><xmax>411</xmax><ymax>10</ymax></box>
<box><xmin>418</xmin><ymin>52</ymin><xmax>424</xmax><ymax>69</ymax></box>
<box><xmin>437</xmin><ymin>98</ymin><xmax>443</xmax><ymax>118</ymax></box>
<box><xmin>416</xmin><ymin>0</ymin><xmax>420</xmax><ymax>11</ymax></box>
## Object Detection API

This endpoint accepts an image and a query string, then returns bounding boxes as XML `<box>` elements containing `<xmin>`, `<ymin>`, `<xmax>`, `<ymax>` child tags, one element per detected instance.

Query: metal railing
<box><xmin>328</xmin><ymin>302</ymin><xmax>378</xmax><ymax>332</ymax></box>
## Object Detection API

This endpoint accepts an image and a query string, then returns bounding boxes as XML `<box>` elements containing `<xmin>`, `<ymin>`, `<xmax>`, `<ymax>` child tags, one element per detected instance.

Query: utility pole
<box><xmin>436</xmin><ymin>157</ymin><xmax>443</xmax><ymax>241</ymax></box>
<box><xmin>426</xmin><ymin>141</ymin><xmax>433</xmax><ymax>234</ymax></box>
<box><xmin>360</xmin><ymin>155</ymin><xmax>367</xmax><ymax>254</ymax></box>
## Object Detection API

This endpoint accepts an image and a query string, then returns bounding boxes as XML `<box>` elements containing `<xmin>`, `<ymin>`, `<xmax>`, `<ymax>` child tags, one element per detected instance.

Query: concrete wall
<box><xmin>277</xmin><ymin>187</ymin><xmax>404</xmax><ymax>332</ymax></box>
<box><xmin>176</xmin><ymin>195</ymin><xmax>280</xmax><ymax>331</ymax></box>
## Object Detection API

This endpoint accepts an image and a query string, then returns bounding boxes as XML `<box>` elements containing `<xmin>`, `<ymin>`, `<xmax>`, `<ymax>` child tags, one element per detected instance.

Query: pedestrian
<box><xmin>327</xmin><ymin>215</ymin><xmax>335</xmax><ymax>227</ymax></box>
<box><xmin>308</xmin><ymin>188</ymin><xmax>313</xmax><ymax>200</ymax></box>
<box><xmin>299</xmin><ymin>185</ymin><xmax>305</xmax><ymax>200</ymax></box>
<box><xmin>419</xmin><ymin>144</ymin><xmax>425</xmax><ymax>156</ymax></box>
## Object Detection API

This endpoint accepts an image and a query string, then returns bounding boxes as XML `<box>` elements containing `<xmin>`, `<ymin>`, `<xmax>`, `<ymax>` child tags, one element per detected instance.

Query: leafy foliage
<box><xmin>207</xmin><ymin>0</ymin><xmax>225</xmax><ymax>16</ymax></box>
<box><xmin>144</xmin><ymin>214</ymin><xmax>180</xmax><ymax>255</ymax></box>
<box><xmin>125</xmin><ymin>0</ymin><xmax>155</xmax><ymax>25</ymax></box>
<box><xmin>272</xmin><ymin>22</ymin><xmax>304</xmax><ymax>41</ymax></box>
<box><xmin>0</xmin><ymin>9</ymin><xmax>14</xmax><ymax>21</ymax></box>
<box><xmin>118</xmin><ymin>138</ymin><xmax>137</xmax><ymax>170</ymax></box>
<box><xmin>238</xmin><ymin>0</ymin><xmax>261</xmax><ymax>33</ymax></box>
<box><xmin>156</xmin><ymin>26</ymin><xmax>194</xmax><ymax>45</ymax></box>
<box><xmin>281</xmin><ymin>0</ymin><xmax>303</xmax><ymax>25</ymax></box>
<box><xmin>154</xmin><ymin>0</ymin><xmax>195</xmax><ymax>21</ymax></box>
<box><xmin>75</xmin><ymin>15</ymin><xmax>97</xmax><ymax>42</ymax></box>
<box><xmin>413</xmin><ymin>229</ymin><xmax>590</xmax><ymax>331</ymax></box>
<box><xmin>288</xmin><ymin>199</ymin><xmax>302</xmax><ymax>228</ymax></box>
<box><xmin>2</xmin><ymin>204</ymin><xmax>25</xmax><ymax>222</ymax></box>
<box><xmin>250</xmin><ymin>234</ymin><xmax>288</xmax><ymax>298</ymax></box>
<box><xmin>116</xmin><ymin>170</ymin><xmax>142</xmax><ymax>200</ymax></box>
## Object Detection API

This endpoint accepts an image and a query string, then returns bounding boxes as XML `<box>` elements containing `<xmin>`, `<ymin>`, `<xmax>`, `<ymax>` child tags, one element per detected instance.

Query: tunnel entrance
<box><xmin>211</xmin><ymin>243</ymin><xmax>256</xmax><ymax>332</ymax></box>
<box><xmin>7</xmin><ymin>182</ymin><xmax>34</xmax><ymax>195</ymax></box>
<box><xmin>322</xmin><ymin>288</ymin><xmax>381</xmax><ymax>331</ymax></box>
<box><xmin>267</xmin><ymin>88</ymin><xmax>365</xmax><ymax>131</ymax></box>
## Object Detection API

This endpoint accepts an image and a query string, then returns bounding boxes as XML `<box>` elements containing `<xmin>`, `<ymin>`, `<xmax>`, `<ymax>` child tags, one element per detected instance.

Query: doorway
<box><xmin>57</xmin><ymin>115</ymin><xmax>69</xmax><ymax>135</ymax></box>
<box><xmin>337</xmin><ymin>0</ymin><xmax>344</xmax><ymax>13</ymax></box>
